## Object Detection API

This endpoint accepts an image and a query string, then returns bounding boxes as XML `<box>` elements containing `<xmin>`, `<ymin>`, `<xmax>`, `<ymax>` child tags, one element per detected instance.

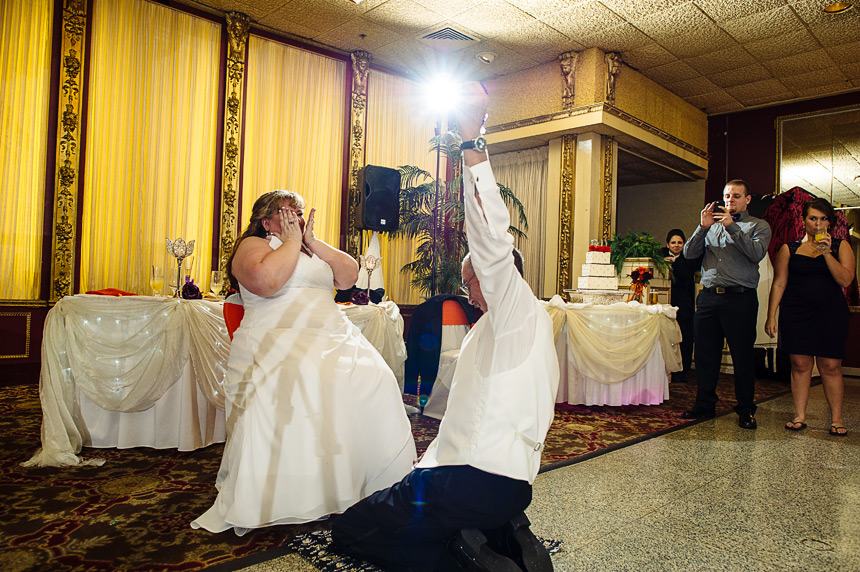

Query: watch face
<box><xmin>474</xmin><ymin>136</ymin><xmax>487</xmax><ymax>151</ymax></box>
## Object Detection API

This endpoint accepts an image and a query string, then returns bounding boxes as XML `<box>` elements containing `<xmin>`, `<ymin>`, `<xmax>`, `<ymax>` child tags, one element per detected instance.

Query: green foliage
<box><xmin>396</xmin><ymin>133</ymin><xmax>528</xmax><ymax>298</ymax></box>
<box><xmin>608</xmin><ymin>230</ymin><xmax>669</xmax><ymax>278</ymax></box>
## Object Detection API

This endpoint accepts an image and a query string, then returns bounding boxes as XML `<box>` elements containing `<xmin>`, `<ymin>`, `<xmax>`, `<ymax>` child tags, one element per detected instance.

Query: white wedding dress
<box><xmin>192</xmin><ymin>237</ymin><xmax>416</xmax><ymax>534</ymax></box>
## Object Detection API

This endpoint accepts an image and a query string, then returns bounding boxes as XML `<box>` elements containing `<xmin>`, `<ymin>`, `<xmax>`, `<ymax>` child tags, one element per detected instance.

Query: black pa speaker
<box><xmin>356</xmin><ymin>165</ymin><xmax>400</xmax><ymax>232</ymax></box>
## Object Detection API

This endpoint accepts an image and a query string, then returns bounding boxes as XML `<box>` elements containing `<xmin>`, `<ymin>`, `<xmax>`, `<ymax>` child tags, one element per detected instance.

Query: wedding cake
<box><xmin>577</xmin><ymin>248</ymin><xmax>618</xmax><ymax>290</ymax></box>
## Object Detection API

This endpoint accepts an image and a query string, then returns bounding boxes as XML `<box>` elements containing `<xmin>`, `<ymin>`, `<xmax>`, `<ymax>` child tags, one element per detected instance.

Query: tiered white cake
<box><xmin>577</xmin><ymin>250</ymin><xmax>619</xmax><ymax>290</ymax></box>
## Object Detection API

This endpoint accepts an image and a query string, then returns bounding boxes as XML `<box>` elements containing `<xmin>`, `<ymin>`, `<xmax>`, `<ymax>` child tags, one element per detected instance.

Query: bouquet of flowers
<box><xmin>181</xmin><ymin>276</ymin><xmax>203</xmax><ymax>300</ymax></box>
<box><xmin>589</xmin><ymin>244</ymin><xmax>611</xmax><ymax>252</ymax></box>
<box><xmin>627</xmin><ymin>266</ymin><xmax>653</xmax><ymax>303</ymax></box>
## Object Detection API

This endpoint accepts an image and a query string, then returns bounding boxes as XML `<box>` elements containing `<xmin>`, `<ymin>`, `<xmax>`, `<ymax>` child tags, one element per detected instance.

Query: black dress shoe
<box><xmin>448</xmin><ymin>529</ymin><xmax>521</xmax><ymax>572</ymax></box>
<box><xmin>486</xmin><ymin>513</ymin><xmax>553</xmax><ymax>572</ymax></box>
<box><xmin>738</xmin><ymin>413</ymin><xmax>757</xmax><ymax>429</ymax></box>
<box><xmin>680</xmin><ymin>407</ymin><xmax>715</xmax><ymax>420</ymax></box>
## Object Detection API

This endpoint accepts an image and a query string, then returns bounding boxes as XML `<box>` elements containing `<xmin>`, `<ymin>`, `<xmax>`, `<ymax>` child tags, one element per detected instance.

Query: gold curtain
<box><xmin>0</xmin><ymin>0</ymin><xmax>53</xmax><ymax>300</ymax></box>
<box><xmin>80</xmin><ymin>0</ymin><xmax>220</xmax><ymax>294</ymax></box>
<box><xmin>242</xmin><ymin>35</ymin><xmax>345</xmax><ymax>245</ymax></box>
<box><xmin>364</xmin><ymin>70</ymin><xmax>436</xmax><ymax>305</ymax></box>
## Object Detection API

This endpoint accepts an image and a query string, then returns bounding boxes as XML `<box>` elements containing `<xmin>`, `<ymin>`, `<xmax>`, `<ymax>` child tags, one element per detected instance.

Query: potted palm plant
<box><xmin>396</xmin><ymin>133</ymin><xmax>528</xmax><ymax>297</ymax></box>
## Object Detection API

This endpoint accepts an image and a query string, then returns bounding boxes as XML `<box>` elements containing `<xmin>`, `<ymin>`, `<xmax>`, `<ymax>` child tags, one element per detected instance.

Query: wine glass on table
<box><xmin>210</xmin><ymin>271</ymin><xmax>223</xmax><ymax>297</ymax></box>
<box><xmin>150</xmin><ymin>265</ymin><xmax>164</xmax><ymax>296</ymax></box>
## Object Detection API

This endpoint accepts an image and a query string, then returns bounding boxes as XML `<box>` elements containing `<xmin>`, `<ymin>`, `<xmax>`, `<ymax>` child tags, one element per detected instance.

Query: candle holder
<box><xmin>166</xmin><ymin>238</ymin><xmax>195</xmax><ymax>298</ymax></box>
<box><xmin>359</xmin><ymin>254</ymin><xmax>381</xmax><ymax>298</ymax></box>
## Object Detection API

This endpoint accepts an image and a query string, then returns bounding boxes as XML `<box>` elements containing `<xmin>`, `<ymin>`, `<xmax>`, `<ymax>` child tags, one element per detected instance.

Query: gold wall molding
<box><xmin>605</xmin><ymin>52</ymin><xmax>621</xmax><ymax>105</ymax></box>
<box><xmin>559</xmin><ymin>51</ymin><xmax>578</xmax><ymax>111</ymax></box>
<box><xmin>49</xmin><ymin>0</ymin><xmax>88</xmax><ymax>303</ymax></box>
<box><xmin>216</xmin><ymin>11</ymin><xmax>250</xmax><ymax>293</ymax></box>
<box><xmin>485</xmin><ymin>102</ymin><xmax>708</xmax><ymax>161</ymax></box>
<box><xmin>557</xmin><ymin>134</ymin><xmax>576</xmax><ymax>294</ymax></box>
<box><xmin>0</xmin><ymin>312</ymin><xmax>31</xmax><ymax>359</ymax></box>
<box><xmin>602</xmin><ymin>135</ymin><xmax>614</xmax><ymax>242</ymax></box>
<box><xmin>345</xmin><ymin>50</ymin><xmax>370</xmax><ymax>258</ymax></box>
<box><xmin>0</xmin><ymin>300</ymin><xmax>48</xmax><ymax>307</ymax></box>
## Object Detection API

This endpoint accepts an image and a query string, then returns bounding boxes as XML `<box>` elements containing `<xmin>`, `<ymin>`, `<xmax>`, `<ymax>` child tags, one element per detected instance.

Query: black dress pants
<box><xmin>693</xmin><ymin>289</ymin><xmax>759</xmax><ymax>415</ymax></box>
<box><xmin>677</xmin><ymin>305</ymin><xmax>695</xmax><ymax>375</ymax></box>
<box><xmin>332</xmin><ymin>465</ymin><xmax>532</xmax><ymax>572</ymax></box>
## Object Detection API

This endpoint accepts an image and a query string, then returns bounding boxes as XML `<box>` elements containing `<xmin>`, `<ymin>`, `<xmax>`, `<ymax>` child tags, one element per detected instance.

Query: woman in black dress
<box><xmin>765</xmin><ymin>198</ymin><xmax>855</xmax><ymax>436</ymax></box>
<box><xmin>661</xmin><ymin>229</ymin><xmax>700</xmax><ymax>383</ymax></box>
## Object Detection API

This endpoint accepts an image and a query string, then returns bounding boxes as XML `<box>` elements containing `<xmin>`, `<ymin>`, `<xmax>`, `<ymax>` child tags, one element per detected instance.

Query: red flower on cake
<box><xmin>588</xmin><ymin>245</ymin><xmax>611</xmax><ymax>252</ymax></box>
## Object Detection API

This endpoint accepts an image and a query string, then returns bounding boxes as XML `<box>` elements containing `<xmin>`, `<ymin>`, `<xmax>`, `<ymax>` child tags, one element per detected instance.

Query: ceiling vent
<box><xmin>418</xmin><ymin>25</ymin><xmax>480</xmax><ymax>52</ymax></box>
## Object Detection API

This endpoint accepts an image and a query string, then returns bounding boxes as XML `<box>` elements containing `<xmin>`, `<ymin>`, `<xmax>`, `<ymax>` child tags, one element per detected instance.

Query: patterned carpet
<box><xmin>0</xmin><ymin>373</ymin><xmax>789</xmax><ymax>571</ymax></box>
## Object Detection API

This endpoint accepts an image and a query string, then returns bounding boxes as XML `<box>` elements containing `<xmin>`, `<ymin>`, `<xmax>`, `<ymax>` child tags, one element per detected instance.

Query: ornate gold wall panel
<box><xmin>557</xmin><ymin>134</ymin><xmax>576</xmax><ymax>294</ymax></box>
<box><xmin>345</xmin><ymin>50</ymin><xmax>370</xmax><ymax>258</ymax></box>
<box><xmin>602</xmin><ymin>135</ymin><xmax>614</xmax><ymax>242</ymax></box>
<box><xmin>0</xmin><ymin>312</ymin><xmax>31</xmax><ymax>359</ymax></box>
<box><xmin>49</xmin><ymin>0</ymin><xmax>87</xmax><ymax>303</ymax></box>
<box><xmin>217</xmin><ymin>12</ymin><xmax>250</xmax><ymax>292</ymax></box>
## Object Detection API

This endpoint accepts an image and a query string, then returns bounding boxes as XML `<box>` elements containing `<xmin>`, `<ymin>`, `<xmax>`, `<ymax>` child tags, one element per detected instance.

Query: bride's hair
<box><xmin>225</xmin><ymin>190</ymin><xmax>306</xmax><ymax>292</ymax></box>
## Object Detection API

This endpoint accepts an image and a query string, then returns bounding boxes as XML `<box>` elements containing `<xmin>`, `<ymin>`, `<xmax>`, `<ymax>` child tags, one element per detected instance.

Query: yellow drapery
<box><xmin>0</xmin><ymin>0</ymin><xmax>53</xmax><ymax>300</ymax></box>
<box><xmin>241</xmin><ymin>35</ymin><xmax>345</xmax><ymax>245</ymax></box>
<box><xmin>364</xmin><ymin>70</ymin><xmax>437</xmax><ymax>305</ymax></box>
<box><xmin>81</xmin><ymin>0</ymin><xmax>220</xmax><ymax>294</ymax></box>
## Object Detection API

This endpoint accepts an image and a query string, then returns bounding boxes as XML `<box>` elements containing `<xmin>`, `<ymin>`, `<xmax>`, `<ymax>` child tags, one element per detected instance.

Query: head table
<box><xmin>23</xmin><ymin>294</ymin><xmax>407</xmax><ymax>468</ymax></box>
<box><xmin>423</xmin><ymin>296</ymin><xmax>683</xmax><ymax>419</ymax></box>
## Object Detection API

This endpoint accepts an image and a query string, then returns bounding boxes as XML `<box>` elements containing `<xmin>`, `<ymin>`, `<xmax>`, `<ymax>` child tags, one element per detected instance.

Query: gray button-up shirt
<box><xmin>683</xmin><ymin>210</ymin><xmax>771</xmax><ymax>289</ymax></box>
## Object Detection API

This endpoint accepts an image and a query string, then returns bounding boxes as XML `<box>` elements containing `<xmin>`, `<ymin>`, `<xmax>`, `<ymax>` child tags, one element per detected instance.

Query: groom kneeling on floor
<box><xmin>332</xmin><ymin>83</ymin><xmax>560</xmax><ymax>572</ymax></box>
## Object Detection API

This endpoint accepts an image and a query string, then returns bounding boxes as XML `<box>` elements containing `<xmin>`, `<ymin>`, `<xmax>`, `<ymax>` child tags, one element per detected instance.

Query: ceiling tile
<box><xmin>321</xmin><ymin>0</ymin><xmax>389</xmax><ymax>16</ymax></box>
<box><xmin>742</xmin><ymin>28</ymin><xmax>820</xmax><ymax>61</ymax></box>
<box><xmin>684</xmin><ymin>45</ymin><xmax>756</xmax><ymax>75</ymax></box>
<box><xmin>643</xmin><ymin>59</ymin><xmax>700</xmax><ymax>84</ymax></box>
<box><xmin>693</xmin><ymin>0</ymin><xmax>787</xmax><ymax>22</ymax></box>
<box><xmin>255</xmin><ymin>15</ymin><xmax>321</xmax><ymax>39</ymax></box>
<box><xmin>827</xmin><ymin>40</ymin><xmax>860</xmax><ymax>64</ymax></box>
<box><xmin>411</xmin><ymin>0</ymin><xmax>484</xmax><ymax>18</ymax></box>
<box><xmin>684</xmin><ymin>90</ymin><xmax>741</xmax><ymax>112</ymax></box>
<box><xmin>788</xmin><ymin>0</ymin><xmax>860</xmax><ymax>27</ymax></box>
<box><xmin>764</xmin><ymin>48</ymin><xmax>836</xmax><ymax>77</ymax></box>
<box><xmin>808</xmin><ymin>19</ymin><xmax>860</xmax><ymax>47</ymax></box>
<box><xmin>497</xmin><ymin>17</ymin><xmax>576</xmax><ymax>60</ymax></box>
<box><xmin>630</xmin><ymin>2</ymin><xmax>712</xmax><ymax>42</ymax></box>
<box><xmin>623</xmin><ymin>42</ymin><xmax>677</xmax><ymax>70</ymax></box>
<box><xmin>505</xmin><ymin>0</ymin><xmax>584</xmax><ymax>20</ymax></box>
<box><xmin>784</xmin><ymin>67</ymin><xmax>848</xmax><ymax>90</ymax></box>
<box><xmin>719</xmin><ymin>5</ymin><xmax>805</xmax><ymax>43</ymax></box>
<box><xmin>261</xmin><ymin>0</ymin><xmax>358</xmax><ymax>34</ymax></box>
<box><xmin>314</xmin><ymin>16</ymin><xmax>403</xmax><ymax>52</ymax></box>
<box><xmin>540</xmin><ymin>1</ymin><xmax>627</xmax><ymax>39</ymax></box>
<box><xmin>841</xmin><ymin>62</ymin><xmax>860</xmax><ymax>81</ymax></box>
<box><xmin>657</xmin><ymin>24</ymin><xmax>736</xmax><ymax>59</ymax></box>
<box><xmin>451</xmin><ymin>0</ymin><xmax>536</xmax><ymax>38</ymax></box>
<box><xmin>363</xmin><ymin>0</ymin><xmax>447</xmax><ymax>33</ymax></box>
<box><xmin>600</xmin><ymin>0</ymin><xmax>689</xmax><ymax>21</ymax></box>
<box><xmin>725</xmin><ymin>78</ymin><xmax>791</xmax><ymax>102</ymax></box>
<box><xmin>577</xmin><ymin>23</ymin><xmax>653</xmax><ymax>53</ymax></box>
<box><xmin>791</xmin><ymin>82</ymin><xmax>855</xmax><ymax>100</ymax></box>
<box><xmin>228</xmin><ymin>0</ymin><xmax>288</xmax><ymax>22</ymax></box>
<box><xmin>708</xmin><ymin>63</ymin><xmax>773</xmax><ymax>88</ymax></box>
<box><xmin>664</xmin><ymin>75</ymin><xmax>720</xmax><ymax>97</ymax></box>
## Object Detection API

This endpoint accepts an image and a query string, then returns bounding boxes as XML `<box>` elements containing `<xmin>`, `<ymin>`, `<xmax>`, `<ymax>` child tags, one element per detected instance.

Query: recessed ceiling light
<box><xmin>475</xmin><ymin>52</ymin><xmax>496</xmax><ymax>64</ymax></box>
<box><xmin>823</xmin><ymin>2</ymin><xmax>853</xmax><ymax>13</ymax></box>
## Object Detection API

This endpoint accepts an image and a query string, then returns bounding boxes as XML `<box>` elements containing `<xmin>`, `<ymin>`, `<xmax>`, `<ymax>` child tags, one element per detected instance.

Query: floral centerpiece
<box><xmin>627</xmin><ymin>266</ymin><xmax>653</xmax><ymax>303</ymax></box>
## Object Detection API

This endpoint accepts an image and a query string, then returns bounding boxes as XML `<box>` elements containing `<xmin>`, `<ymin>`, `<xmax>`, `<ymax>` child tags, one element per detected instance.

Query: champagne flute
<box><xmin>149</xmin><ymin>265</ymin><xmax>164</xmax><ymax>296</ymax></box>
<box><xmin>210</xmin><ymin>271</ymin><xmax>223</xmax><ymax>296</ymax></box>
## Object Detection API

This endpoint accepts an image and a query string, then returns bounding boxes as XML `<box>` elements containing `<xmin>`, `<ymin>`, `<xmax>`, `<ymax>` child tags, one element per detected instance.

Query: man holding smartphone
<box><xmin>681</xmin><ymin>180</ymin><xmax>771</xmax><ymax>429</ymax></box>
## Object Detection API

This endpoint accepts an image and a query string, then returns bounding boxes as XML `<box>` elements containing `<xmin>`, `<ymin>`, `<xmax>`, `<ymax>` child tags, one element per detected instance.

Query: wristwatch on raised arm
<box><xmin>460</xmin><ymin>136</ymin><xmax>487</xmax><ymax>152</ymax></box>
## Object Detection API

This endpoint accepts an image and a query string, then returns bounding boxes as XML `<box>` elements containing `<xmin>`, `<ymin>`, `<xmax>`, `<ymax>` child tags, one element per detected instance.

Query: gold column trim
<box><xmin>217</xmin><ymin>12</ymin><xmax>250</xmax><ymax>293</ymax></box>
<box><xmin>345</xmin><ymin>50</ymin><xmax>370</xmax><ymax>258</ymax></box>
<box><xmin>602</xmin><ymin>136</ymin><xmax>614</xmax><ymax>242</ymax></box>
<box><xmin>0</xmin><ymin>312</ymin><xmax>32</xmax><ymax>359</ymax></box>
<box><xmin>49</xmin><ymin>0</ymin><xmax>88</xmax><ymax>303</ymax></box>
<box><xmin>557</xmin><ymin>134</ymin><xmax>576</xmax><ymax>294</ymax></box>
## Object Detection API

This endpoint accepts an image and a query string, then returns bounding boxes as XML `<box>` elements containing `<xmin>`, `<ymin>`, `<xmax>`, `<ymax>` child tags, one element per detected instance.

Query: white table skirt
<box><xmin>27</xmin><ymin>295</ymin><xmax>406</xmax><ymax>467</ymax></box>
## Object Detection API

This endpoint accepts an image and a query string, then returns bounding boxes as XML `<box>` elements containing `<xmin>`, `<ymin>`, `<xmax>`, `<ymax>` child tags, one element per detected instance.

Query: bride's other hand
<box><xmin>303</xmin><ymin>208</ymin><xmax>317</xmax><ymax>246</ymax></box>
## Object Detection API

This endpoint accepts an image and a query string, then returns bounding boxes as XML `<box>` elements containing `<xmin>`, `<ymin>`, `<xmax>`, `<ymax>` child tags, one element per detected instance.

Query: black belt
<box><xmin>702</xmin><ymin>286</ymin><xmax>754</xmax><ymax>294</ymax></box>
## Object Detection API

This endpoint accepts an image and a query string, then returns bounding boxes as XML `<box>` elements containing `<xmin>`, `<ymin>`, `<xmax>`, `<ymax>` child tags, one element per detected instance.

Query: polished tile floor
<box><xmin>238</xmin><ymin>376</ymin><xmax>859</xmax><ymax>571</ymax></box>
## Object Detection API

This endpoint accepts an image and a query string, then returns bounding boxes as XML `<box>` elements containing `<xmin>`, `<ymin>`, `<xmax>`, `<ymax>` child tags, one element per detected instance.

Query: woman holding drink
<box><xmin>765</xmin><ymin>198</ymin><xmax>855</xmax><ymax>436</ymax></box>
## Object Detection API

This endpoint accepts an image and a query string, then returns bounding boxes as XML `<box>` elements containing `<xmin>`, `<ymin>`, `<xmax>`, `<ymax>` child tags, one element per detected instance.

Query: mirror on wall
<box><xmin>778</xmin><ymin>105</ymin><xmax>860</xmax><ymax>207</ymax></box>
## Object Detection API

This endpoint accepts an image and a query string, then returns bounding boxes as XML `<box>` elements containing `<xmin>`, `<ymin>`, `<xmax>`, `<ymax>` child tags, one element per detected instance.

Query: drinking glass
<box><xmin>184</xmin><ymin>256</ymin><xmax>195</xmax><ymax>281</ymax></box>
<box><xmin>149</xmin><ymin>265</ymin><xmax>164</xmax><ymax>296</ymax></box>
<box><xmin>210</xmin><ymin>271</ymin><xmax>223</xmax><ymax>296</ymax></box>
<box><xmin>814</xmin><ymin>231</ymin><xmax>828</xmax><ymax>252</ymax></box>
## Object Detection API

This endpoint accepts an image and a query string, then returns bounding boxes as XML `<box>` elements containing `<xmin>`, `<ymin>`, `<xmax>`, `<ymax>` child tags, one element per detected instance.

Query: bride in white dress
<box><xmin>192</xmin><ymin>190</ymin><xmax>416</xmax><ymax>535</ymax></box>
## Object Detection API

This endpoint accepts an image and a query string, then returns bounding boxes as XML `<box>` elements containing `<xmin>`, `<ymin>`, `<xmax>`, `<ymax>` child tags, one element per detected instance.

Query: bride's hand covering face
<box><xmin>303</xmin><ymin>208</ymin><xmax>317</xmax><ymax>245</ymax></box>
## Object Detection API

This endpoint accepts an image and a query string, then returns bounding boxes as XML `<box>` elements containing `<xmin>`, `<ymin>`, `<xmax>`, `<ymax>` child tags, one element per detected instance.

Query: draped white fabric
<box><xmin>542</xmin><ymin>295</ymin><xmax>682</xmax><ymax>384</ymax></box>
<box><xmin>491</xmin><ymin>146</ymin><xmax>548</xmax><ymax>295</ymax></box>
<box><xmin>24</xmin><ymin>295</ymin><xmax>406</xmax><ymax>467</ymax></box>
